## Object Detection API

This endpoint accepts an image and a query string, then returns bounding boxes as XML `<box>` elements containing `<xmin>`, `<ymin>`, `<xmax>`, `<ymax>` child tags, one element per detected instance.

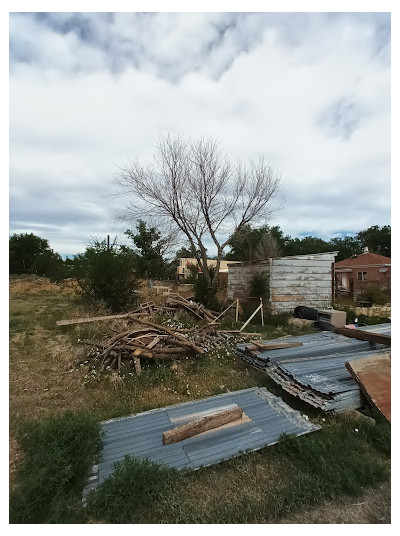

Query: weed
<box><xmin>9</xmin><ymin>412</ymin><xmax>102</xmax><ymax>523</ymax></box>
<box><xmin>86</xmin><ymin>456</ymin><xmax>179</xmax><ymax>523</ymax></box>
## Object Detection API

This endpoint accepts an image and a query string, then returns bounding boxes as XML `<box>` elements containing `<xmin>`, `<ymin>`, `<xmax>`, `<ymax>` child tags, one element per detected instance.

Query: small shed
<box><xmin>227</xmin><ymin>252</ymin><xmax>338</xmax><ymax>314</ymax></box>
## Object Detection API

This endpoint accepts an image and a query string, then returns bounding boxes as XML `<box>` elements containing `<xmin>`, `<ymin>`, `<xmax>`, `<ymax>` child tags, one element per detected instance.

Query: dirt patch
<box><xmin>9</xmin><ymin>436</ymin><xmax>24</xmax><ymax>492</ymax></box>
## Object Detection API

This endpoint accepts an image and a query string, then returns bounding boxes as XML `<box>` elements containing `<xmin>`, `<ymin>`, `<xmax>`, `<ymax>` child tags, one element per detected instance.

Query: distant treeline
<box><xmin>9</xmin><ymin>223</ymin><xmax>391</xmax><ymax>284</ymax></box>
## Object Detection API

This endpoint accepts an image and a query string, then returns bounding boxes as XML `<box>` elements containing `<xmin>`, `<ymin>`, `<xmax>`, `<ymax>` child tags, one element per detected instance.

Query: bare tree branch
<box><xmin>115</xmin><ymin>134</ymin><xmax>281</xmax><ymax>296</ymax></box>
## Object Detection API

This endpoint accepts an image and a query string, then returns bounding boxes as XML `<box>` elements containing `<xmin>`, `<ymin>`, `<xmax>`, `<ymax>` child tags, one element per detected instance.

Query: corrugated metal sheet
<box><xmin>236</xmin><ymin>323</ymin><xmax>391</xmax><ymax>413</ymax></box>
<box><xmin>83</xmin><ymin>388</ymin><xmax>320</xmax><ymax>498</ymax></box>
<box><xmin>346</xmin><ymin>353</ymin><xmax>391</xmax><ymax>422</ymax></box>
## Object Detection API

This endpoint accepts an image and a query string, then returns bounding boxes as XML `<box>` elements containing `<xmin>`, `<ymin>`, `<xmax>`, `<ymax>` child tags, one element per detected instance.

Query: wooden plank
<box><xmin>146</xmin><ymin>336</ymin><xmax>161</xmax><ymax>349</ymax></box>
<box><xmin>346</xmin><ymin>354</ymin><xmax>391</xmax><ymax>422</ymax></box>
<box><xmin>240</xmin><ymin>304</ymin><xmax>263</xmax><ymax>331</ymax></box>
<box><xmin>270</xmin><ymin>281</ymin><xmax>332</xmax><ymax>290</ymax></box>
<box><xmin>335</xmin><ymin>327</ymin><xmax>391</xmax><ymax>346</ymax></box>
<box><xmin>162</xmin><ymin>407</ymin><xmax>243</xmax><ymax>445</ymax></box>
<box><xmin>250</xmin><ymin>341</ymin><xmax>303</xmax><ymax>351</ymax></box>
<box><xmin>270</xmin><ymin>267</ymin><xmax>333</xmax><ymax>275</ymax></box>
<box><xmin>57</xmin><ymin>313</ymin><xmax>131</xmax><ymax>326</ymax></box>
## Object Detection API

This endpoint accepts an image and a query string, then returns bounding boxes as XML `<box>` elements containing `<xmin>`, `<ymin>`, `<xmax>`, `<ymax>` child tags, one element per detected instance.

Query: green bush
<box><xmin>249</xmin><ymin>271</ymin><xmax>270</xmax><ymax>299</ymax></box>
<box><xmin>72</xmin><ymin>239</ymin><xmax>139</xmax><ymax>312</ymax></box>
<box><xmin>9</xmin><ymin>413</ymin><xmax>102</xmax><ymax>523</ymax></box>
<box><xmin>358</xmin><ymin>285</ymin><xmax>390</xmax><ymax>305</ymax></box>
<box><xmin>32</xmin><ymin>250</ymin><xmax>67</xmax><ymax>282</ymax></box>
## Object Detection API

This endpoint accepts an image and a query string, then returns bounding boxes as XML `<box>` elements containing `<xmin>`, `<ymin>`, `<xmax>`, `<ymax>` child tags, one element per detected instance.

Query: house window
<box><xmin>357</xmin><ymin>271</ymin><xmax>368</xmax><ymax>281</ymax></box>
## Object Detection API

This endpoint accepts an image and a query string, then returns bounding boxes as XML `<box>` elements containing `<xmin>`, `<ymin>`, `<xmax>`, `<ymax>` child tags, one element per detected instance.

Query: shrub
<box><xmin>9</xmin><ymin>413</ymin><xmax>102</xmax><ymax>523</ymax></box>
<box><xmin>72</xmin><ymin>239</ymin><xmax>139</xmax><ymax>312</ymax></box>
<box><xmin>358</xmin><ymin>285</ymin><xmax>390</xmax><ymax>305</ymax></box>
<box><xmin>86</xmin><ymin>456</ymin><xmax>179</xmax><ymax>523</ymax></box>
<box><xmin>249</xmin><ymin>271</ymin><xmax>270</xmax><ymax>299</ymax></box>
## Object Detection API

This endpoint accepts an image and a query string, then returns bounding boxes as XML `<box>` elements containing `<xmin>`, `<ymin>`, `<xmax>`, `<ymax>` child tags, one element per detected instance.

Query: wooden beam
<box><xmin>250</xmin><ymin>341</ymin><xmax>303</xmax><ymax>351</ymax></box>
<box><xmin>57</xmin><ymin>313</ymin><xmax>132</xmax><ymax>326</ymax></box>
<box><xmin>240</xmin><ymin>304</ymin><xmax>263</xmax><ymax>332</ymax></box>
<box><xmin>335</xmin><ymin>327</ymin><xmax>391</xmax><ymax>346</ymax></box>
<box><xmin>162</xmin><ymin>407</ymin><xmax>243</xmax><ymax>445</ymax></box>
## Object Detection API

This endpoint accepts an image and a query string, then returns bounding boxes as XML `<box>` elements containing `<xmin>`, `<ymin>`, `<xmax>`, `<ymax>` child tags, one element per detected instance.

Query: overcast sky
<box><xmin>9</xmin><ymin>11</ymin><xmax>391</xmax><ymax>257</ymax></box>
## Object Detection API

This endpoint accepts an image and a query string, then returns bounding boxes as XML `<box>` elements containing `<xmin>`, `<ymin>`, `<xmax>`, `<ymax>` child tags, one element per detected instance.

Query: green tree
<box><xmin>356</xmin><ymin>225</ymin><xmax>391</xmax><ymax>257</ymax></box>
<box><xmin>72</xmin><ymin>238</ymin><xmax>138</xmax><ymax>312</ymax></box>
<box><xmin>328</xmin><ymin>236</ymin><xmax>361</xmax><ymax>261</ymax></box>
<box><xmin>125</xmin><ymin>220</ymin><xmax>169</xmax><ymax>279</ymax></box>
<box><xmin>283</xmin><ymin>236</ymin><xmax>331</xmax><ymax>256</ymax></box>
<box><xmin>32</xmin><ymin>250</ymin><xmax>67</xmax><ymax>282</ymax></box>
<box><xmin>225</xmin><ymin>225</ymin><xmax>284</xmax><ymax>263</ymax></box>
<box><xmin>9</xmin><ymin>233</ymin><xmax>50</xmax><ymax>274</ymax></box>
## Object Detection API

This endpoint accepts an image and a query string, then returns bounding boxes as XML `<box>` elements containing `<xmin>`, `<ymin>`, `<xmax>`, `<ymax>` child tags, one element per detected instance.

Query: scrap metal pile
<box><xmin>236</xmin><ymin>323</ymin><xmax>391</xmax><ymax>413</ymax></box>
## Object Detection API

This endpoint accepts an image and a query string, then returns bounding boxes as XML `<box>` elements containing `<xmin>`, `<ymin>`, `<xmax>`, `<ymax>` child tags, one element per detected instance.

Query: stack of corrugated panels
<box><xmin>236</xmin><ymin>324</ymin><xmax>391</xmax><ymax>413</ymax></box>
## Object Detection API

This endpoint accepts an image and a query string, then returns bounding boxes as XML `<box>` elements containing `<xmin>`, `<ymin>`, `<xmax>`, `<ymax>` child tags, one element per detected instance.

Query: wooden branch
<box><xmin>162</xmin><ymin>407</ymin><xmax>243</xmax><ymax>445</ymax></box>
<box><xmin>128</xmin><ymin>317</ymin><xmax>204</xmax><ymax>354</ymax></box>
<box><xmin>146</xmin><ymin>336</ymin><xmax>161</xmax><ymax>349</ymax></box>
<box><xmin>335</xmin><ymin>327</ymin><xmax>391</xmax><ymax>346</ymax></box>
<box><xmin>133</xmin><ymin>357</ymin><xmax>142</xmax><ymax>375</ymax></box>
<box><xmin>208</xmin><ymin>301</ymin><xmax>237</xmax><ymax>324</ymax></box>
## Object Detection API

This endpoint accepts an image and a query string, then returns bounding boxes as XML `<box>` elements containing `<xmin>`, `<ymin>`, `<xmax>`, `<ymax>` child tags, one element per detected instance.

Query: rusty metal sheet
<box><xmin>346</xmin><ymin>354</ymin><xmax>391</xmax><ymax>422</ymax></box>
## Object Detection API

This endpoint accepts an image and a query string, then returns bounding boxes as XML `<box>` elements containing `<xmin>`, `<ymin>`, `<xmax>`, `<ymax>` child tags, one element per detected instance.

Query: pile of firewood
<box><xmin>77</xmin><ymin>317</ymin><xmax>241</xmax><ymax>374</ymax></box>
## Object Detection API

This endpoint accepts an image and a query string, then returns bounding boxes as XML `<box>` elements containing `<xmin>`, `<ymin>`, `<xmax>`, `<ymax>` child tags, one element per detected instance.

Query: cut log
<box><xmin>335</xmin><ymin>327</ymin><xmax>391</xmax><ymax>346</ymax></box>
<box><xmin>133</xmin><ymin>356</ymin><xmax>142</xmax><ymax>375</ymax></box>
<box><xmin>162</xmin><ymin>407</ymin><xmax>243</xmax><ymax>445</ymax></box>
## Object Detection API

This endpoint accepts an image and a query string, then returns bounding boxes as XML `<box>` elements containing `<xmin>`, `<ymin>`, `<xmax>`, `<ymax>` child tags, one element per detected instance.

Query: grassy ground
<box><xmin>9</xmin><ymin>279</ymin><xmax>391</xmax><ymax>524</ymax></box>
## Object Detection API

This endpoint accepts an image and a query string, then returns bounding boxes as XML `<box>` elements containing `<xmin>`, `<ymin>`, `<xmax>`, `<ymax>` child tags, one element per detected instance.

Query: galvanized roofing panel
<box><xmin>235</xmin><ymin>323</ymin><xmax>391</xmax><ymax>413</ymax></box>
<box><xmin>83</xmin><ymin>387</ymin><xmax>320</xmax><ymax>497</ymax></box>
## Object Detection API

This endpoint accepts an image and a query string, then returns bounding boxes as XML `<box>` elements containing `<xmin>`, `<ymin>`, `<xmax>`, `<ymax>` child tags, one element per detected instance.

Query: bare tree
<box><xmin>253</xmin><ymin>233</ymin><xmax>282</xmax><ymax>263</ymax></box>
<box><xmin>115</xmin><ymin>134</ymin><xmax>281</xmax><ymax>297</ymax></box>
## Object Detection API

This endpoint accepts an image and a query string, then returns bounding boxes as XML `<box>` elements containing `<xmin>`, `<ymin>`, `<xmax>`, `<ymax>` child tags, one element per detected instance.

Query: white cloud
<box><xmin>9</xmin><ymin>12</ymin><xmax>390</xmax><ymax>255</ymax></box>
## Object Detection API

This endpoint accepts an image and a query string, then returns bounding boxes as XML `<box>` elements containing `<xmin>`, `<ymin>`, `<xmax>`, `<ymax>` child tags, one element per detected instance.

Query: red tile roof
<box><xmin>335</xmin><ymin>252</ymin><xmax>391</xmax><ymax>267</ymax></box>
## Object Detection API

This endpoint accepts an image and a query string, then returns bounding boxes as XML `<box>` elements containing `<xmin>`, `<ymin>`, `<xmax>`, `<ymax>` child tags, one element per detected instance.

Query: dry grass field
<box><xmin>9</xmin><ymin>277</ymin><xmax>391</xmax><ymax>524</ymax></box>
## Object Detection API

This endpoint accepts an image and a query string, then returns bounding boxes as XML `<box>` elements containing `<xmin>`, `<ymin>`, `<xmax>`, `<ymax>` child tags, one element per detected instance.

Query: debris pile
<box><xmin>78</xmin><ymin>318</ymin><xmax>241</xmax><ymax>374</ymax></box>
<box><xmin>164</xmin><ymin>293</ymin><xmax>221</xmax><ymax>323</ymax></box>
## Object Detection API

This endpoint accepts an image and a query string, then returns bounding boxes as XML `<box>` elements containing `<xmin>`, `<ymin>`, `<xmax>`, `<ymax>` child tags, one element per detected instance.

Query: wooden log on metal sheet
<box><xmin>335</xmin><ymin>327</ymin><xmax>391</xmax><ymax>346</ymax></box>
<box><xmin>162</xmin><ymin>407</ymin><xmax>243</xmax><ymax>445</ymax></box>
<box><xmin>346</xmin><ymin>354</ymin><xmax>391</xmax><ymax>422</ymax></box>
<box><xmin>250</xmin><ymin>341</ymin><xmax>303</xmax><ymax>351</ymax></box>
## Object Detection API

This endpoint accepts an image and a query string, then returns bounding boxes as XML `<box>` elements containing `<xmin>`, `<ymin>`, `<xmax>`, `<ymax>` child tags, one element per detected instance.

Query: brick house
<box><xmin>335</xmin><ymin>247</ymin><xmax>391</xmax><ymax>298</ymax></box>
